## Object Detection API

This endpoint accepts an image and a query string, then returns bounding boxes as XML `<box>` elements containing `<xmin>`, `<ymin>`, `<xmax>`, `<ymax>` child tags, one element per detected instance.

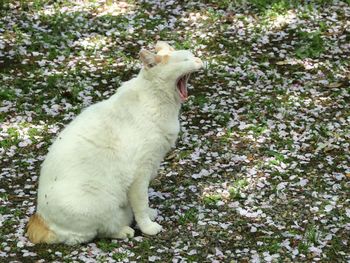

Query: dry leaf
<box><xmin>166</xmin><ymin>152</ymin><xmax>176</xmax><ymax>160</ymax></box>
<box><xmin>276</xmin><ymin>60</ymin><xmax>289</xmax><ymax>65</ymax></box>
<box><xmin>328</xmin><ymin>82</ymin><xmax>343</xmax><ymax>88</ymax></box>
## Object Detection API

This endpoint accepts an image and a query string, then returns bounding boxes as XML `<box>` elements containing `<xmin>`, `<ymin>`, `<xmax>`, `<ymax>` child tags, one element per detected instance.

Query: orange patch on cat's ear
<box><xmin>140</xmin><ymin>49</ymin><xmax>158</xmax><ymax>68</ymax></box>
<box><xmin>161</xmin><ymin>55</ymin><xmax>170</xmax><ymax>64</ymax></box>
<box><xmin>155</xmin><ymin>55</ymin><xmax>162</xmax><ymax>63</ymax></box>
<box><xmin>154</xmin><ymin>54</ymin><xmax>169</xmax><ymax>64</ymax></box>
<box><xmin>155</xmin><ymin>41</ymin><xmax>175</xmax><ymax>53</ymax></box>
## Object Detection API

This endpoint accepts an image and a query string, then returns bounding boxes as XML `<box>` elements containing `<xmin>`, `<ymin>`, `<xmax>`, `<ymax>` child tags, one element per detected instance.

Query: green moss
<box><xmin>0</xmin><ymin>88</ymin><xmax>17</xmax><ymax>100</ymax></box>
<box><xmin>112</xmin><ymin>251</ymin><xmax>128</xmax><ymax>261</ymax></box>
<box><xmin>295</xmin><ymin>31</ymin><xmax>325</xmax><ymax>59</ymax></box>
<box><xmin>203</xmin><ymin>194</ymin><xmax>222</xmax><ymax>206</ymax></box>
<box><xmin>229</xmin><ymin>179</ymin><xmax>248</xmax><ymax>200</ymax></box>
<box><xmin>97</xmin><ymin>240</ymin><xmax>120</xmax><ymax>252</ymax></box>
<box><xmin>178</xmin><ymin>208</ymin><xmax>198</xmax><ymax>225</ymax></box>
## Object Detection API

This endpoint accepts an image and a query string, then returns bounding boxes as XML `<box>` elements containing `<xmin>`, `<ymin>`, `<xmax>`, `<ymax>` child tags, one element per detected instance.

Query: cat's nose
<box><xmin>194</xmin><ymin>57</ymin><xmax>203</xmax><ymax>68</ymax></box>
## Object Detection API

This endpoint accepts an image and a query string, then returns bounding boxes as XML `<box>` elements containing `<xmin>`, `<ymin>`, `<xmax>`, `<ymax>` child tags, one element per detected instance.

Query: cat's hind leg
<box><xmin>53</xmin><ymin>226</ymin><xmax>97</xmax><ymax>245</ymax></box>
<box><xmin>112</xmin><ymin>226</ymin><xmax>135</xmax><ymax>239</ymax></box>
<box><xmin>99</xmin><ymin>205</ymin><xmax>134</xmax><ymax>239</ymax></box>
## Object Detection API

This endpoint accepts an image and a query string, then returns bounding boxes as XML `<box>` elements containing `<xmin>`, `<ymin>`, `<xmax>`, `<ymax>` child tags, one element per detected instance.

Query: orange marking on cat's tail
<box><xmin>26</xmin><ymin>213</ymin><xmax>57</xmax><ymax>244</ymax></box>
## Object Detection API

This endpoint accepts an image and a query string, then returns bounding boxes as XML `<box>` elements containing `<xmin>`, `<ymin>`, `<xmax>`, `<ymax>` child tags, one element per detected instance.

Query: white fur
<box><xmin>35</xmin><ymin>42</ymin><xmax>203</xmax><ymax>245</ymax></box>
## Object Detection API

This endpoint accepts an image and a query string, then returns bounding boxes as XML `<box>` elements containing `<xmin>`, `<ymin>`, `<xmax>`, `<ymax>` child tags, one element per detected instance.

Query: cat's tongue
<box><xmin>177</xmin><ymin>74</ymin><xmax>189</xmax><ymax>102</ymax></box>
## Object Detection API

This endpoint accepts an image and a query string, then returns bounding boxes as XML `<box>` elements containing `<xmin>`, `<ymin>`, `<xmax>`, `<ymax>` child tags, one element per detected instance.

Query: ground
<box><xmin>0</xmin><ymin>0</ymin><xmax>349</xmax><ymax>262</ymax></box>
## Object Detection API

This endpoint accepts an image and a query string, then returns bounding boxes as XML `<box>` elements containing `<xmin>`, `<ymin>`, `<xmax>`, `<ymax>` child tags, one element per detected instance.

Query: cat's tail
<box><xmin>26</xmin><ymin>213</ymin><xmax>57</xmax><ymax>244</ymax></box>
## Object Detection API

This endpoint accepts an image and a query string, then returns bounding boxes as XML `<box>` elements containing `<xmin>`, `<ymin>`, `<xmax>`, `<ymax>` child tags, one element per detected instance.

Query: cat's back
<box><xmin>42</xmin><ymin>83</ymin><xmax>140</xmax><ymax>164</ymax></box>
<box><xmin>42</xmin><ymin>99</ymin><xmax>115</xmax><ymax>165</ymax></box>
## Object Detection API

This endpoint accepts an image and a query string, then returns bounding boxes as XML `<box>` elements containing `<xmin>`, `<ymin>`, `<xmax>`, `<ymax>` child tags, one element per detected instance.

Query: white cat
<box><xmin>26</xmin><ymin>41</ymin><xmax>203</xmax><ymax>245</ymax></box>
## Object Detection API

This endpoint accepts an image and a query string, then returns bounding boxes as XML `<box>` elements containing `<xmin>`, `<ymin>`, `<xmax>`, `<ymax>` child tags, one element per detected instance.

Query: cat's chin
<box><xmin>176</xmin><ymin>73</ymin><xmax>190</xmax><ymax>102</ymax></box>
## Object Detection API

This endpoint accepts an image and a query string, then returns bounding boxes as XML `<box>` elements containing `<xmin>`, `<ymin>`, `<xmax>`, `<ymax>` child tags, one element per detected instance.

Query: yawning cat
<box><xmin>26</xmin><ymin>41</ymin><xmax>203</xmax><ymax>245</ymax></box>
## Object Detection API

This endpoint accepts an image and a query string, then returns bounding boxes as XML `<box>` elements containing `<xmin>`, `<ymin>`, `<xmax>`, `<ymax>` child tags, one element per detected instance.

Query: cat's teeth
<box><xmin>186</xmin><ymin>73</ymin><xmax>191</xmax><ymax>83</ymax></box>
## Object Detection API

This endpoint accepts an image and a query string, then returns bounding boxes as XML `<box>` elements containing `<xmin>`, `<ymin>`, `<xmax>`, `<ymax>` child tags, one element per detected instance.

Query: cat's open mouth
<box><xmin>176</xmin><ymin>73</ymin><xmax>191</xmax><ymax>102</ymax></box>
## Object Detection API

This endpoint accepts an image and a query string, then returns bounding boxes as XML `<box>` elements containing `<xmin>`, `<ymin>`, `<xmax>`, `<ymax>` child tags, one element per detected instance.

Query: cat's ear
<box><xmin>140</xmin><ymin>49</ymin><xmax>160</xmax><ymax>69</ymax></box>
<box><xmin>155</xmin><ymin>41</ymin><xmax>175</xmax><ymax>54</ymax></box>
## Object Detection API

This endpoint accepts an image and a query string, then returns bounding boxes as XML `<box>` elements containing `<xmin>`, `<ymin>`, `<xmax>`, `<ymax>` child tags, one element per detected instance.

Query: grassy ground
<box><xmin>0</xmin><ymin>0</ymin><xmax>349</xmax><ymax>262</ymax></box>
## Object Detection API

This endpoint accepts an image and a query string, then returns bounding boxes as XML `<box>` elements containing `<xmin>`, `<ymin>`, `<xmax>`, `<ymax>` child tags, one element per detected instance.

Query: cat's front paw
<box><xmin>148</xmin><ymin>208</ymin><xmax>158</xmax><ymax>221</ymax></box>
<box><xmin>140</xmin><ymin>221</ymin><xmax>163</xmax><ymax>236</ymax></box>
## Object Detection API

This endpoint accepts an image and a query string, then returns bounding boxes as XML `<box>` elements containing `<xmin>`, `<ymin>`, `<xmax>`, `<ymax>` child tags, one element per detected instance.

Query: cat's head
<box><xmin>139</xmin><ymin>41</ymin><xmax>203</xmax><ymax>103</ymax></box>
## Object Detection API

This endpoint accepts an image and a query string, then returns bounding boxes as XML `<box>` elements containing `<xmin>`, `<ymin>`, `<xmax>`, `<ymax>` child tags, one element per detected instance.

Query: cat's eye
<box><xmin>148</xmin><ymin>62</ymin><xmax>157</xmax><ymax>68</ymax></box>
